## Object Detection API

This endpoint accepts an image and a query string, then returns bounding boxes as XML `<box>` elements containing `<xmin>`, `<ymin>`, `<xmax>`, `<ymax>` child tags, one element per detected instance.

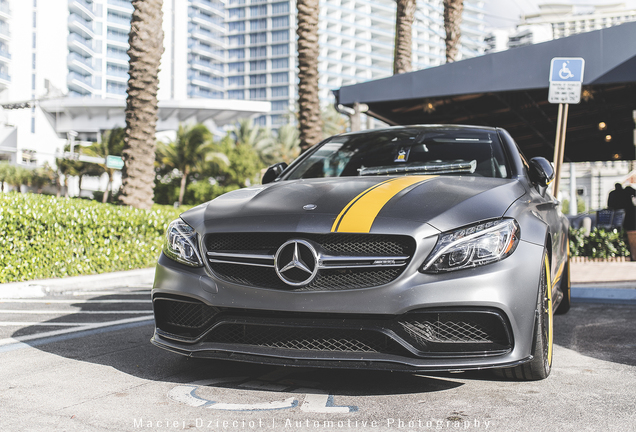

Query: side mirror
<box><xmin>262</xmin><ymin>162</ymin><xmax>288</xmax><ymax>184</ymax></box>
<box><xmin>528</xmin><ymin>157</ymin><xmax>555</xmax><ymax>190</ymax></box>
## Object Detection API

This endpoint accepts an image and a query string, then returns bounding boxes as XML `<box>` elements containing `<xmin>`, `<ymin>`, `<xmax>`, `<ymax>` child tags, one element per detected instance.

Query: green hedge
<box><xmin>0</xmin><ymin>193</ymin><xmax>183</xmax><ymax>283</ymax></box>
<box><xmin>569</xmin><ymin>228</ymin><xmax>631</xmax><ymax>259</ymax></box>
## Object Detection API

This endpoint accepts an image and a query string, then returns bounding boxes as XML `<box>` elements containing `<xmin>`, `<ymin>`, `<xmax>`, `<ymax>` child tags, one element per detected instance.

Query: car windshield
<box><xmin>286</xmin><ymin>127</ymin><xmax>509</xmax><ymax>180</ymax></box>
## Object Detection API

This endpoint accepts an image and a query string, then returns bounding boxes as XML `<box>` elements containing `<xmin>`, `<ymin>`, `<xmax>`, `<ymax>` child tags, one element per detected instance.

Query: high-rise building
<box><xmin>0</xmin><ymin>0</ymin><xmax>489</xmax><ymax>167</ymax></box>
<box><xmin>486</xmin><ymin>2</ymin><xmax>636</xmax><ymax>53</ymax></box>
<box><xmin>226</xmin><ymin>0</ymin><xmax>487</xmax><ymax>128</ymax></box>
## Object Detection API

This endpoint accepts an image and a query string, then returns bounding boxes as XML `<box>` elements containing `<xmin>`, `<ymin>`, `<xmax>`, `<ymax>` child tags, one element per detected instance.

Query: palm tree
<box><xmin>120</xmin><ymin>0</ymin><xmax>165</xmax><ymax>209</ymax></box>
<box><xmin>157</xmin><ymin>124</ymin><xmax>229</xmax><ymax>206</ymax></box>
<box><xmin>394</xmin><ymin>0</ymin><xmax>417</xmax><ymax>74</ymax></box>
<box><xmin>443</xmin><ymin>0</ymin><xmax>463</xmax><ymax>63</ymax></box>
<box><xmin>259</xmin><ymin>123</ymin><xmax>301</xmax><ymax>165</ymax></box>
<box><xmin>83</xmin><ymin>128</ymin><xmax>125</xmax><ymax>203</ymax></box>
<box><xmin>232</xmin><ymin>118</ymin><xmax>274</xmax><ymax>162</ymax></box>
<box><xmin>297</xmin><ymin>0</ymin><xmax>323</xmax><ymax>152</ymax></box>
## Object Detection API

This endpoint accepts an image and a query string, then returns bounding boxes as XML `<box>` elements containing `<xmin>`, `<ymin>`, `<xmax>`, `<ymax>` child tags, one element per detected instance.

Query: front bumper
<box><xmin>151</xmin><ymin>239</ymin><xmax>544</xmax><ymax>372</ymax></box>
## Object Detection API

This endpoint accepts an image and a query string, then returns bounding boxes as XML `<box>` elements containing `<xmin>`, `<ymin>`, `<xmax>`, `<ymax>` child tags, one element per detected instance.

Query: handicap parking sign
<box><xmin>548</xmin><ymin>57</ymin><xmax>585</xmax><ymax>103</ymax></box>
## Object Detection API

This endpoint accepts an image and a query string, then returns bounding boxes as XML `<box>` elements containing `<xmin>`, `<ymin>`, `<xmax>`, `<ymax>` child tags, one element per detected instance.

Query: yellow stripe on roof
<box><xmin>331</xmin><ymin>175</ymin><xmax>436</xmax><ymax>233</ymax></box>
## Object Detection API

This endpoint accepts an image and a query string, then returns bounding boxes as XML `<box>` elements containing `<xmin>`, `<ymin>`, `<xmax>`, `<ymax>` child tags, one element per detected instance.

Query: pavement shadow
<box><xmin>553</xmin><ymin>301</ymin><xmax>636</xmax><ymax>367</ymax></box>
<box><xmin>13</xmin><ymin>291</ymin><xmax>467</xmax><ymax>397</ymax></box>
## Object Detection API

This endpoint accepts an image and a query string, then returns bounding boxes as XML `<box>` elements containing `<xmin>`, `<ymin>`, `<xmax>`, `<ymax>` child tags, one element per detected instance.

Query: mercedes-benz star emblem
<box><xmin>274</xmin><ymin>239</ymin><xmax>318</xmax><ymax>286</ymax></box>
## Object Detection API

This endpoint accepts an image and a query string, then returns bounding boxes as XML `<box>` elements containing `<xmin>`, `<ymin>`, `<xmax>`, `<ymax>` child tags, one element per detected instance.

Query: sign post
<box><xmin>548</xmin><ymin>57</ymin><xmax>585</xmax><ymax>197</ymax></box>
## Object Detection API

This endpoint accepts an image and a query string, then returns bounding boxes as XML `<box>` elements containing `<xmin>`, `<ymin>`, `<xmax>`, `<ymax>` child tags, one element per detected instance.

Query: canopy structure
<box><xmin>39</xmin><ymin>98</ymin><xmax>271</xmax><ymax>137</ymax></box>
<box><xmin>336</xmin><ymin>22</ymin><xmax>636</xmax><ymax>162</ymax></box>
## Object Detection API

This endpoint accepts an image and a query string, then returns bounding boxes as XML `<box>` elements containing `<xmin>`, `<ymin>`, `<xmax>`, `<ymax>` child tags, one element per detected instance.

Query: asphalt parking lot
<box><xmin>0</xmin><ymin>283</ymin><xmax>635</xmax><ymax>432</ymax></box>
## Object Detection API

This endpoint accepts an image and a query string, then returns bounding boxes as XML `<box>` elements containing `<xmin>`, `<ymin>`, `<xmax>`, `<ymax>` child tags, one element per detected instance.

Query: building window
<box><xmin>249</xmin><ymin>88</ymin><xmax>266</xmax><ymax>99</ymax></box>
<box><xmin>31</xmin><ymin>118</ymin><xmax>35</xmax><ymax>134</ymax></box>
<box><xmin>250</xmin><ymin>32</ymin><xmax>267</xmax><ymax>44</ymax></box>
<box><xmin>228</xmin><ymin>0</ymin><xmax>245</xmax><ymax>4</ymax></box>
<box><xmin>271</xmin><ymin>58</ymin><xmax>288</xmax><ymax>69</ymax></box>
<box><xmin>229</xmin><ymin>21</ymin><xmax>245</xmax><ymax>32</ymax></box>
<box><xmin>249</xmin><ymin>60</ymin><xmax>266</xmax><ymax>71</ymax></box>
<box><xmin>228</xmin><ymin>35</ymin><xmax>245</xmax><ymax>46</ymax></box>
<box><xmin>228</xmin><ymin>76</ymin><xmax>244</xmax><ymax>86</ymax></box>
<box><xmin>228</xmin><ymin>8</ymin><xmax>245</xmax><ymax>19</ymax></box>
<box><xmin>271</xmin><ymin>16</ymin><xmax>289</xmax><ymax>29</ymax></box>
<box><xmin>271</xmin><ymin>100</ymin><xmax>288</xmax><ymax>111</ymax></box>
<box><xmin>271</xmin><ymin>86</ymin><xmax>288</xmax><ymax>97</ymax></box>
<box><xmin>250</xmin><ymin>19</ymin><xmax>267</xmax><ymax>30</ymax></box>
<box><xmin>254</xmin><ymin>115</ymin><xmax>266</xmax><ymax>126</ymax></box>
<box><xmin>271</xmin><ymin>44</ymin><xmax>289</xmax><ymax>56</ymax></box>
<box><xmin>271</xmin><ymin>30</ymin><xmax>289</xmax><ymax>42</ymax></box>
<box><xmin>271</xmin><ymin>72</ymin><xmax>288</xmax><ymax>83</ymax></box>
<box><xmin>249</xmin><ymin>74</ymin><xmax>266</xmax><ymax>85</ymax></box>
<box><xmin>229</xmin><ymin>48</ymin><xmax>245</xmax><ymax>59</ymax></box>
<box><xmin>228</xmin><ymin>89</ymin><xmax>244</xmax><ymax>99</ymax></box>
<box><xmin>272</xmin><ymin>2</ymin><xmax>289</xmax><ymax>14</ymax></box>
<box><xmin>249</xmin><ymin>5</ymin><xmax>267</xmax><ymax>17</ymax></box>
<box><xmin>249</xmin><ymin>46</ymin><xmax>266</xmax><ymax>58</ymax></box>
<box><xmin>228</xmin><ymin>62</ymin><xmax>245</xmax><ymax>73</ymax></box>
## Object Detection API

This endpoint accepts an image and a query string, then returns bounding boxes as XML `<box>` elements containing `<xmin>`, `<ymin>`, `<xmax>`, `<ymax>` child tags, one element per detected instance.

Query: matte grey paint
<box><xmin>153</xmin><ymin>125</ymin><xmax>569</xmax><ymax>371</ymax></box>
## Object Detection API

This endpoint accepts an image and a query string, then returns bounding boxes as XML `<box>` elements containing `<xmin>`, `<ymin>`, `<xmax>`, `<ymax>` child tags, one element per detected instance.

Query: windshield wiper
<box><xmin>359</xmin><ymin>160</ymin><xmax>476</xmax><ymax>176</ymax></box>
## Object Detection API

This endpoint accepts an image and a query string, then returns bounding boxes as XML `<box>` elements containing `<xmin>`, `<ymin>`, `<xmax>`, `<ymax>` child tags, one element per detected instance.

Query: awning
<box><xmin>336</xmin><ymin>21</ymin><xmax>636</xmax><ymax>162</ymax></box>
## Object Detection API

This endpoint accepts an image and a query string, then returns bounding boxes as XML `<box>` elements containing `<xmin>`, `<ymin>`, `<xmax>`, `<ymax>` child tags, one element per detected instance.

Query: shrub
<box><xmin>0</xmin><ymin>193</ymin><xmax>183</xmax><ymax>283</ymax></box>
<box><xmin>569</xmin><ymin>227</ymin><xmax>631</xmax><ymax>259</ymax></box>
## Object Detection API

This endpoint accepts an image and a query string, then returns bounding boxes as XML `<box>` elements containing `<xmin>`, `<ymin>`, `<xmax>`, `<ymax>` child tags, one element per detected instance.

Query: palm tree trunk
<box><xmin>443</xmin><ymin>0</ymin><xmax>463</xmax><ymax>63</ymax></box>
<box><xmin>178</xmin><ymin>171</ymin><xmax>187</xmax><ymax>206</ymax></box>
<box><xmin>394</xmin><ymin>0</ymin><xmax>416</xmax><ymax>75</ymax></box>
<box><xmin>297</xmin><ymin>0</ymin><xmax>322</xmax><ymax>152</ymax></box>
<box><xmin>120</xmin><ymin>0</ymin><xmax>164</xmax><ymax>209</ymax></box>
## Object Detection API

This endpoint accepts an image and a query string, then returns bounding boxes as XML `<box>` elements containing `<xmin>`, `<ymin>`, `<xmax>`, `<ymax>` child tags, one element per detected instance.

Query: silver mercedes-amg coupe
<box><xmin>151</xmin><ymin>125</ymin><xmax>570</xmax><ymax>381</ymax></box>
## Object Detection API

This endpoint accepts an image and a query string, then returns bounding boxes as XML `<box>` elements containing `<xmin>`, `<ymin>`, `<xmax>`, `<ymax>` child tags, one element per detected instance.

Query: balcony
<box><xmin>0</xmin><ymin>2</ymin><xmax>10</xmax><ymax>19</ymax></box>
<box><xmin>190</xmin><ymin>59</ymin><xmax>224</xmax><ymax>74</ymax></box>
<box><xmin>190</xmin><ymin>0</ymin><xmax>225</xmax><ymax>16</ymax></box>
<box><xmin>107</xmin><ymin>13</ymin><xmax>131</xmax><ymax>28</ymax></box>
<box><xmin>68</xmin><ymin>33</ymin><xmax>94</xmax><ymax>56</ymax></box>
<box><xmin>67</xmin><ymin>71</ymin><xmax>95</xmax><ymax>95</ymax></box>
<box><xmin>189</xmin><ymin>43</ymin><xmax>225</xmax><ymax>62</ymax></box>
<box><xmin>0</xmin><ymin>49</ymin><xmax>10</xmax><ymax>63</ymax></box>
<box><xmin>67</xmin><ymin>52</ymin><xmax>94</xmax><ymax>74</ymax></box>
<box><xmin>68</xmin><ymin>14</ymin><xmax>95</xmax><ymax>39</ymax></box>
<box><xmin>107</xmin><ymin>0</ymin><xmax>134</xmax><ymax>12</ymax></box>
<box><xmin>68</xmin><ymin>0</ymin><xmax>95</xmax><ymax>21</ymax></box>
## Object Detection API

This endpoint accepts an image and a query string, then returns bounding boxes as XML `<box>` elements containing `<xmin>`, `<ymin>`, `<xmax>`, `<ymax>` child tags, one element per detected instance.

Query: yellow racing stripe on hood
<box><xmin>331</xmin><ymin>175</ymin><xmax>437</xmax><ymax>233</ymax></box>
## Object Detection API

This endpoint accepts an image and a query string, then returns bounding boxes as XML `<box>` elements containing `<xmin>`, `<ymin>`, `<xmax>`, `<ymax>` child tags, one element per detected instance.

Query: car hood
<box><xmin>181</xmin><ymin>176</ymin><xmax>526</xmax><ymax>236</ymax></box>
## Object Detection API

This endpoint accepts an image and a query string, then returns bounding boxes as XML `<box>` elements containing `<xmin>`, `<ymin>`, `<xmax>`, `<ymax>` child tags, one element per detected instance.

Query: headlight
<box><xmin>421</xmin><ymin>219</ymin><xmax>520</xmax><ymax>273</ymax></box>
<box><xmin>163</xmin><ymin>219</ymin><xmax>203</xmax><ymax>267</ymax></box>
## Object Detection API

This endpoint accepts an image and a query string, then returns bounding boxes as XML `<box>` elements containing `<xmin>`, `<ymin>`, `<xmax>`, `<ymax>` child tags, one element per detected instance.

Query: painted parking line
<box><xmin>0</xmin><ymin>315</ymin><xmax>153</xmax><ymax>348</ymax></box>
<box><xmin>0</xmin><ymin>322</ymin><xmax>88</xmax><ymax>327</ymax></box>
<box><xmin>0</xmin><ymin>310</ymin><xmax>151</xmax><ymax>314</ymax></box>
<box><xmin>69</xmin><ymin>291</ymin><xmax>151</xmax><ymax>296</ymax></box>
<box><xmin>0</xmin><ymin>299</ymin><xmax>151</xmax><ymax>304</ymax></box>
<box><xmin>0</xmin><ymin>310</ymin><xmax>151</xmax><ymax>315</ymax></box>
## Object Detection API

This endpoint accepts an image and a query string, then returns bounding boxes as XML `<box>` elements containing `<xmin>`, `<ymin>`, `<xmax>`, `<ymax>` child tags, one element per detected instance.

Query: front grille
<box><xmin>153</xmin><ymin>296</ymin><xmax>512</xmax><ymax>357</ymax></box>
<box><xmin>398</xmin><ymin>313</ymin><xmax>509</xmax><ymax>346</ymax></box>
<box><xmin>153</xmin><ymin>297</ymin><xmax>219</xmax><ymax>339</ymax></box>
<box><xmin>207</xmin><ymin>324</ymin><xmax>406</xmax><ymax>354</ymax></box>
<box><xmin>204</xmin><ymin>233</ymin><xmax>415</xmax><ymax>291</ymax></box>
<box><xmin>205</xmin><ymin>233</ymin><xmax>413</xmax><ymax>256</ymax></box>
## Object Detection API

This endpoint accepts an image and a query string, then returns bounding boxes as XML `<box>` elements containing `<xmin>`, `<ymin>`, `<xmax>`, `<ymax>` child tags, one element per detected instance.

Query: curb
<box><xmin>0</xmin><ymin>268</ymin><xmax>155</xmax><ymax>299</ymax></box>
<box><xmin>571</xmin><ymin>285</ymin><xmax>636</xmax><ymax>304</ymax></box>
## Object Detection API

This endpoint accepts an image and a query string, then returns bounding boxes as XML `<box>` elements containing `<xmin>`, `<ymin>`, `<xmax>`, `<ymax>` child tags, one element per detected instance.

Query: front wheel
<box><xmin>495</xmin><ymin>251</ymin><xmax>553</xmax><ymax>380</ymax></box>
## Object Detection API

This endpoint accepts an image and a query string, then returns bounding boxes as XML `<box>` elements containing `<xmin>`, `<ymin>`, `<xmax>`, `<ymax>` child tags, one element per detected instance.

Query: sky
<box><xmin>482</xmin><ymin>0</ymin><xmax>636</xmax><ymax>28</ymax></box>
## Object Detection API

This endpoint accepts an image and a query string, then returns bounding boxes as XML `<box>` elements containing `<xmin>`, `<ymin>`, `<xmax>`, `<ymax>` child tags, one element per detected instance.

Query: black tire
<box><xmin>494</xmin><ymin>251</ymin><xmax>553</xmax><ymax>381</ymax></box>
<box><xmin>555</xmin><ymin>255</ymin><xmax>571</xmax><ymax>314</ymax></box>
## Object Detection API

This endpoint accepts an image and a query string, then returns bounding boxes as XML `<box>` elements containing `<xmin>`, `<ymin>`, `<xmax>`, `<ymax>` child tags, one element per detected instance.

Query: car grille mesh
<box><xmin>204</xmin><ymin>233</ymin><xmax>414</xmax><ymax>291</ymax></box>
<box><xmin>207</xmin><ymin>324</ymin><xmax>405</xmax><ymax>354</ymax></box>
<box><xmin>153</xmin><ymin>297</ymin><xmax>512</xmax><ymax>356</ymax></box>
<box><xmin>205</xmin><ymin>233</ymin><xmax>413</xmax><ymax>256</ymax></box>
<box><xmin>400</xmin><ymin>314</ymin><xmax>509</xmax><ymax>345</ymax></box>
